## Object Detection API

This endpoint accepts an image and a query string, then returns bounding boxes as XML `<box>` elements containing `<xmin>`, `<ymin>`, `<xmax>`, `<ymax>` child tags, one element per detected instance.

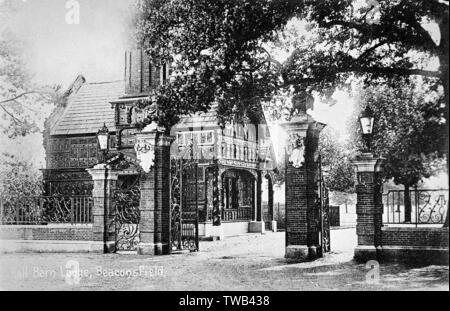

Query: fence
<box><xmin>0</xmin><ymin>195</ymin><xmax>93</xmax><ymax>225</ymax></box>
<box><xmin>383</xmin><ymin>189</ymin><xmax>448</xmax><ymax>226</ymax></box>
<box><xmin>222</xmin><ymin>206</ymin><xmax>252</xmax><ymax>221</ymax></box>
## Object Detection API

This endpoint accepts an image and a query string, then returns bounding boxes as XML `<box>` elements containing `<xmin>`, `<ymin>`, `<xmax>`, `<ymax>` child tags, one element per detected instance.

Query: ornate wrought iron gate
<box><xmin>318</xmin><ymin>156</ymin><xmax>331</xmax><ymax>254</ymax></box>
<box><xmin>112</xmin><ymin>175</ymin><xmax>141</xmax><ymax>252</ymax></box>
<box><xmin>170</xmin><ymin>145</ymin><xmax>200</xmax><ymax>252</ymax></box>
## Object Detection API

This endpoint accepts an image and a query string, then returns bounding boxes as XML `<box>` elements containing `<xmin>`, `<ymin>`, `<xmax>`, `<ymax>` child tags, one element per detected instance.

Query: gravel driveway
<box><xmin>0</xmin><ymin>228</ymin><xmax>448</xmax><ymax>291</ymax></box>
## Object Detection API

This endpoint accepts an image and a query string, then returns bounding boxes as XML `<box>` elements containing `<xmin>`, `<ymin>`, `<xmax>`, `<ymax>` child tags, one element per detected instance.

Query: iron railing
<box><xmin>0</xmin><ymin>195</ymin><xmax>93</xmax><ymax>225</ymax></box>
<box><xmin>383</xmin><ymin>189</ymin><xmax>448</xmax><ymax>226</ymax></box>
<box><xmin>222</xmin><ymin>206</ymin><xmax>252</xmax><ymax>221</ymax></box>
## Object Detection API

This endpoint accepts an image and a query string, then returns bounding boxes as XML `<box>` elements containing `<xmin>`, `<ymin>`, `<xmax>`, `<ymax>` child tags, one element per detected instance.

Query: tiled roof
<box><xmin>49</xmin><ymin>80</ymin><xmax>268</xmax><ymax>135</ymax></box>
<box><xmin>49</xmin><ymin>81</ymin><xmax>124</xmax><ymax>135</ymax></box>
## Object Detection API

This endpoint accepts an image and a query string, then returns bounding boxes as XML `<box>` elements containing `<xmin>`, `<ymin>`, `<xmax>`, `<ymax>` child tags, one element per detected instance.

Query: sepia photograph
<box><xmin>0</xmin><ymin>0</ymin><xmax>448</xmax><ymax>297</ymax></box>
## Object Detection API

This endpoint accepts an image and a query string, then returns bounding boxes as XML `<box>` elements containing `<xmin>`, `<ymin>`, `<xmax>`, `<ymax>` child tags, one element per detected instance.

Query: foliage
<box><xmin>133</xmin><ymin>0</ymin><xmax>298</xmax><ymax>128</ymax></box>
<box><xmin>0</xmin><ymin>0</ymin><xmax>62</xmax><ymax>138</ymax></box>
<box><xmin>319</xmin><ymin>127</ymin><xmax>356</xmax><ymax>193</ymax></box>
<box><xmin>271</xmin><ymin>167</ymin><xmax>286</xmax><ymax>187</ymax></box>
<box><xmin>282</xmin><ymin>0</ymin><xmax>448</xmax><ymax>94</ymax></box>
<box><xmin>350</xmin><ymin>80</ymin><xmax>446</xmax><ymax>187</ymax></box>
<box><xmin>0</xmin><ymin>154</ymin><xmax>43</xmax><ymax>200</ymax></box>
<box><xmin>329</xmin><ymin>191</ymin><xmax>356</xmax><ymax>207</ymax></box>
<box><xmin>133</xmin><ymin>0</ymin><xmax>448</xmax><ymax>130</ymax></box>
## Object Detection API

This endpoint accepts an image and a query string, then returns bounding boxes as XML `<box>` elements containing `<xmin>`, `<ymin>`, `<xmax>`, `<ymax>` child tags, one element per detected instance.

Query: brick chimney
<box><xmin>124</xmin><ymin>49</ymin><xmax>169</xmax><ymax>96</ymax></box>
<box><xmin>63</xmin><ymin>74</ymin><xmax>86</xmax><ymax>98</ymax></box>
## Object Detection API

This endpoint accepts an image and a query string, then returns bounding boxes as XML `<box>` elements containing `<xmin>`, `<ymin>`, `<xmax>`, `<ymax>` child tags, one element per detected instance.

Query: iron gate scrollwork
<box><xmin>170</xmin><ymin>143</ymin><xmax>199</xmax><ymax>252</ymax></box>
<box><xmin>318</xmin><ymin>155</ymin><xmax>331</xmax><ymax>254</ymax></box>
<box><xmin>112</xmin><ymin>175</ymin><xmax>141</xmax><ymax>252</ymax></box>
<box><xmin>383</xmin><ymin>189</ymin><xmax>448</xmax><ymax>225</ymax></box>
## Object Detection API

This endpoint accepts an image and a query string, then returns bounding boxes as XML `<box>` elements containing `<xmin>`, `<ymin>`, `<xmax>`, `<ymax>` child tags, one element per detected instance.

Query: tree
<box><xmin>134</xmin><ymin>0</ymin><xmax>448</xmax><ymax>127</ymax></box>
<box><xmin>0</xmin><ymin>0</ymin><xmax>61</xmax><ymax>138</ymax></box>
<box><xmin>350</xmin><ymin>81</ymin><xmax>446</xmax><ymax>222</ymax></box>
<box><xmin>134</xmin><ymin>0</ymin><xmax>448</xmax><ymax>224</ymax></box>
<box><xmin>319</xmin><ymin>127</ymin><xmax>356</xmax><ymax>193</ymax></box>
<box><xmin>132</xmin><ymin>0</ymin><xmax>299</xmax><ymax>128</ymax></box>
<box><xmin>0</xmin><ymin>1</ymin><xmax>63</xmax><ymax>221</ymax></box>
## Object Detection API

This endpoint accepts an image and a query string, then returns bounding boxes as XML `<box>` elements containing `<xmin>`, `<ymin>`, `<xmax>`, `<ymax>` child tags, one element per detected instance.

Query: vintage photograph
<box><xmin>0</xmin><ymin>0</ymin><xmax>448</xmax><ymax>293</ymax></box>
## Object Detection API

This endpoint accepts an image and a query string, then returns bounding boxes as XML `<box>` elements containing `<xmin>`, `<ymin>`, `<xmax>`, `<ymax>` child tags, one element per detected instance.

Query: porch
<box><xmin>196</xmin><ymin>166</ymin><xmax>275</xmax><ymax>239</ymax></box>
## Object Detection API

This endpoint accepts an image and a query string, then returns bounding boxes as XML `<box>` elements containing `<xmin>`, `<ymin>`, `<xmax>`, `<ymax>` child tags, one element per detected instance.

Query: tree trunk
<box><xmin>438</xmin><ymin>15</ymin><xmax>448</xmax><ymax>227</ymax></box>
<box><xmin>404</xmin><ymin>184</ymin><xmax>412</xmax><ymax>223</ymax></box>
<box><xmin>438</xmin><ymin>17</ymin><xmax>449</xmax><ymax>226</ymax></box>
<box><xmin>443</xmin><ymin>72</ymin><xmax>449</xmax><ymax>228</ymax></box>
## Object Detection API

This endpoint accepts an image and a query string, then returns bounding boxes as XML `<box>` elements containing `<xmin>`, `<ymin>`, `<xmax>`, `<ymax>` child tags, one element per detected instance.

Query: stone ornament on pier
<box><xmin>134</xmin><ymin>123</ymin><xmax>165</xmax><ymax>173</ymax></box>
<box><xmin>287</xmin><ymin>134</ymin><xmax>305</xmax><ymax>169</ymax></box>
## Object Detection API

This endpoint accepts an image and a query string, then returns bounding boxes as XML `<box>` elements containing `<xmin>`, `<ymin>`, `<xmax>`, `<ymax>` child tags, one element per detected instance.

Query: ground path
<box><xmin>0</xmin><ymin>228</ymin><xmax>448</xmax><ymax>290</ymax></box>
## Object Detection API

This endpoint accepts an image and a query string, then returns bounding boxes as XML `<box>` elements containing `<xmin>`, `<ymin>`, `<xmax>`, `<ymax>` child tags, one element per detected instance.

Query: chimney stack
<box><xmin>124</xmin><ymin>49</ymin><xmax>169</xmax><ymax>96</ymax></box>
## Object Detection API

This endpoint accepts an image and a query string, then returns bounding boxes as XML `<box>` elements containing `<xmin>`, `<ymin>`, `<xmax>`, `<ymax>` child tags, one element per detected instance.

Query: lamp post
<box><xmin>97</xmin><ymin>123</ymin><xmax>110</xmax><ymax>252</ymax></box>
<box><xmin>359</xmin><ymin>106</ymin><xmax>375</xmax><ymax>153</ymax></box>
<box><xmin>352</xmin><ymin>108</ymin><xmax>384</xmax><ymax>262</ymax></box>
<box><xmin>97</xmin><ymin>123</ymin><xmax>110</xmax><ymax>163</ymax></box>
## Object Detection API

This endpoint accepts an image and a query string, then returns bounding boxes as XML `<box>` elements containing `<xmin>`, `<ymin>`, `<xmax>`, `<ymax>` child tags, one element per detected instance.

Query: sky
<box><xmin>7</xmin><ymin>0</ymin><xmax>133</xmax><ymax>87</ymax></box>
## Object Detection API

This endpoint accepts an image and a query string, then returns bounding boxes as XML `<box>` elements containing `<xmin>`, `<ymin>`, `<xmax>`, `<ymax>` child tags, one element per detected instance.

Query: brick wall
<box><xmin>152</xmin><ymin>141</ymin><xmax>171</xmax><ymax>251</ymax></box>
<box><xmin>382</xmin><ymin>227</ymin><xmax>449</xmax><ymax>248</ymax></box>
<box><xmin>285</xmin><ymin>163</ymin><xmax>308</xmax><ymax>245</ymax></box>
<box><xmin>0</xmin><ymin>224</ymin><xmax>93</xmax><ymax>241</ymax></box>
<box><xmin>284</xmin><ymin>130</ymin><xmax>322</xmax><ymax>247</ymax></box>
<box><xmin>378</xmin><ymin>227</ymin><xmax>449</xmax><ymax>264</ymax></box>
<box><xmin>353</xmin><ymin>156</ymin><xmax>448</xmax><ymax>264</ymax></box>
<box><xmin>138</xmin><ymin>134</ymin><xmax>171</xmax><ymax>255</ymax></box>
<box><xmin>355</xmin><ymin>171</ymin><xmax>383</xmax><ymax>247</ymax></box>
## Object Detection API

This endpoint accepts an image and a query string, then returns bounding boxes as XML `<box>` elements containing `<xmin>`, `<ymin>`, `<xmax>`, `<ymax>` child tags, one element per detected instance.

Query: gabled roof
<box><xmin>49</xmin><ymin>76</ymin><xmax>269</xmax><ymax>136</ymax></box>
<box><xmin>49</xmin><ymin>80</ymin><xmax>123</xmax><ymax>135</ymax></box>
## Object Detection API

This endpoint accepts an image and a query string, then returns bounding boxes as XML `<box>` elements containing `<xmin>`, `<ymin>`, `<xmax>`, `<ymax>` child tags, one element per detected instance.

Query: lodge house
<box><xmin>42</xmin><ymin>49</ymin><xmax>277</xmax><ymax>246</ymax></box>
<box><xmin>3</xmin><ymin>48</ymin><xmax>447</xmax><ymax>264</ymax></box>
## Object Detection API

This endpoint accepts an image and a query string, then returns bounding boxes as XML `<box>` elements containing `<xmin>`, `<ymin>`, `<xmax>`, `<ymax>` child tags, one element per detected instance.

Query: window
<box><xmin>177</xmin><ymin>133</ymin><xmax>185</xmax><ymax>146</ymax></box>
<box><xmin>207</xmin><ymin>131</ymin><xmax>213</xmax><ymax>143</ymax></box>
<box><xmin>186</xmin><ymin>132</ymin><xmax>193</xmax><ymax>144</ymax></box>
<box><xmin>200</xmin><ymin>132</ymin><xmax>207</xmax><ymax>144</ymax></box>
<box><xmin>178</xmin><ymin>130</ymin><xmax>213</xmax><ymax>146</ymax></box>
